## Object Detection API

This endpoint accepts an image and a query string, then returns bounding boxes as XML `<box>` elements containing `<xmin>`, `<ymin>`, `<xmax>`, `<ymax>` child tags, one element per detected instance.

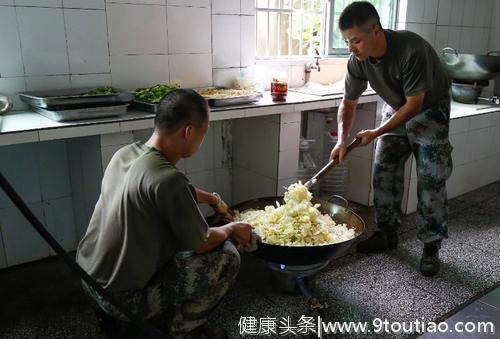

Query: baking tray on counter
<box><xmin>130</xmin><ymin>99</ymin><xmax>161</xmax><ymax>113</ymax></box>
<box><xmin>33</xmin><ymin>104</ymin><xmax>129</xmax><ymax>122</ymax></box>
<box><xmin>198</xmin><ymin>87</ymin><xmax>263</xmax><ymax>107</ymax></box>
<box><xmin>19</xmin><ymin>88</ymin><xmax>134</xmax><ymax>109</ymax></box>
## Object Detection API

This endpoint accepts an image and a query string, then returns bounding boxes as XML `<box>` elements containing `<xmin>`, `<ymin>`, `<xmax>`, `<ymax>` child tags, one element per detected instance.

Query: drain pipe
<box><xmin>0</xmin><ymin>172</ymin><xmax>169</xmax><ymax>339</ymax></box>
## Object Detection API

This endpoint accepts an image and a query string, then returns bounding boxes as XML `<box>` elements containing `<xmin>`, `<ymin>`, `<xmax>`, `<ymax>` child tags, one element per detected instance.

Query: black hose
<box><xmin>0</xmin><ymin>171</ymin><xmax>169</xmax><ymax>339</ymax></box>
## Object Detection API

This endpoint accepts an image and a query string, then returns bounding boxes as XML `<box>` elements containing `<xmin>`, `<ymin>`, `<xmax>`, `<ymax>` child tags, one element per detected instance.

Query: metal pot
<box><xmin>440</xmin><ymin>48</ymin><xmax>500</xmax><ymax>81</ymax></box>
<box><xmin>232</xmin><ymin>195</ymin><xmax>365</xmax><ymax>265</ymax></box>
<box><xmin>451</xmin><ymin>82</ymin><xmax>482</xmax><ymax>104</ymax></box>
<box><xmin>0</xmin><ymin>93</ymin><xmax>13</xmax><ymax>114</ymax></box>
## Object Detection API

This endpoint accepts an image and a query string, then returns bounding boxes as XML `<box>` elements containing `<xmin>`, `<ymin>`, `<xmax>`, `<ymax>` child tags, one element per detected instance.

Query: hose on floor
<box><xmin>0</xmin><ymin>171</ymin><xmax>169</xmax><ymax>339</ymax></box>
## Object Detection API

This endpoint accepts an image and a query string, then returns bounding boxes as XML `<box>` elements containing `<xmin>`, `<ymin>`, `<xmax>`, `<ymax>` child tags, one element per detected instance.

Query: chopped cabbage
<box><xmin>234</xmin><ymin>182</ymin><xmax>356</xmax><ymax>246</ymax></box>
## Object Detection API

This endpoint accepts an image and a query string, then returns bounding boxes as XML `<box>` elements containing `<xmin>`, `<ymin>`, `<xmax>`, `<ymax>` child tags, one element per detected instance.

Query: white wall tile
<box><xmin>434</xmin><ymin>26</ymin><xmax>449</xmax><ymax>51</ymax></box>
<box><xmin>15</xmin><ymin>0</ymin><xmax>62</xmax><ymax>7</ymax></box>
<box><xmin>492</xmin><ymin>0</ymin><xmax>500</xmax><ymax>27</ymax></box>
<box><xmin>39</xmin><ymin>122</ymin><xmax>121</xmax><ymax>140</ymax></box>
<box><xmin>169</xmin><ymin>53</ymin><xmax>212</xmax><ymax>87</ymax></box>
<box><xmin>450</xmin><ymin>116</ymin><xmax>469</xmax><ymax>134</ymax></box>
<box><xmin>232</xmin><ymin>166</ymin><xmax>277</xmax><ymax>204</ymax></box>
<box><xmin>437</xmin><ymin>0</ymin><xmax>452</xmax><ymax>25</ymax></box>
<box><xmin>0</xmin><ymin>7</ymin><xmax>24</xmax><ymax>77</ymax></box>
<box><xmin>450</xmin><ymin>0</ymin><xmax>464</xmax><ymax>26</ymax></box>
<box><xmin>212</xmin><ymin>15</ymin><xmax>240</xmax><ymax>68</ymax></box>
<box><xmin>185</xmin><ymin>124</ymin><xmax>214</xmax><ymax>173</ymax></box>
<box><xmin>470</xmin><ymin>28</ymin><xmax>484</xmax><ymax>54</ymax></box>
<box><xmin>489</xmin><ymin>28</ymin><xmax>500</xmax><ymax>50</ymax></box>
<box><xmin>465</xmin><ymin>127</ymin><xmax>491</xmax><ymax>161</ymax></box>
<box><xmin>406</xmin><ymin>0</ymin><xmax>425</xmax><ymax>23</ymax></box>
<box><xmin>462</xmin><ymin>0</ymin><xmax>475</xmax><ymax>26</ymax></box>
<box><xmin>214</xmin><ymin>167</ymin><xmax>232</xmax><ymax>204</ymax></box>
<box><xmin>423</xmin><ymin>0</ymin><xmax>438</xmax><ymax>23</ymax></box>
<box><xmin>0</xmin><ymin>203</ymin><xmax>50</xmax><ymax>266</ymax></box>
<box><xmin>448</xmin><ymin>26</ymin><xmax>461</xmax><ymax>49</ymax></box>
<box><xmin>406</xmin><ymin>23</ymin><xmax>423</xmax><ymax>36</ymax></box>
<box><xmin>17</xmin><ymin>7</ymin><xmax>69</xmax><ymax>76</ymax></box>
<box><xmin>279</xmin><ymin>121</ymin><xmax>300</xmax><ymax>152</ymax></box>
<box><xmin>480</xmin><ymin>28</ymin><xmax>490</xmax><ymax>54</ymax></box>
<box><xmin>212</xmin><ymin>120</ymin><xmax>231</xmax><ymax>168</ymax></box>
<box><xmin>100</xmin><ymin>131</ymin><xmax>134</xmax><ymax>146</ymax></box>
<box><xmin>168</xmin><ymin>0</ymin><xmax>209</xmax><ymax>7</ymax></box>
<box><xmin>241</xmin><ymin>0</ymin><xmax>255</xmax><ymax>15</ymax></box>
<box><xmin>470</xmin><ymin>112</ymin><xmax>492</xmax><ymax>129</ymax></box>
<box><xmin>110</xmin><ymin>54</ymin><xmax>169</xmax><ymax>90</ymax></box>
<box><xmin>37</xmin><ymin>140</ymin><xmax>72</xmax><ymax>200</ymax></box>
<box><xmin>43</xmin><ymin>197</ymin><xmax>76</xmax><ymax>253</ymax></box>
<box><xmin>65</xmin><ymin>9</ymin><xmax>110</xmax><ymax>74</ymax></box>
<box><xmin>25</xmin><ymin>75</ymin><xmax>71</xmax><ymax>91</ymax></box>
<box><xmin>167</xmin><ymin>6</ymin><xmax>211</xmax><ymax>54</ymax></box>
<box><xmin>63</xmin><ymin>0</ymin><xmax>105</xmax><ymax>9</ymax></box>
<box><xmin>0</xmin><ymin>132</ymin><xmax>39</xmax><ymax>146</ymax></box>
<box><xmin>449</xmin><ymin>132</ymin><xmax>467</xmax><ymax>165</ymax></box>
<box><xmin>212</xmin><ymin>68</ymin><xmax>241</xmax><ymax>87</ymax></box>
<box><xmin>346</xmin><ymin>156</ymin><xmax>372</xmax><ymax>205</ymax></box>
<box><xmin>107</xmin><ymin>0</ymin><xmax>165</xmax><ymax>4</ymax></box>
<box><xmin>0</xmin><ymin>77</ymin><xmax>27</xmax><ymax>111</ymax></box>
<box><xmin>241</xmin><ymin>15</ymin><xmax>256</xmax><ymax>67</ymax></box>
<box><xmin>0</xmin><ymin>0</ymin><xmax>14</xmax><ymax>5</ymax></box>
<box><xmin>459</xmin><ymin>27</ymin><xmax>472</xmax><ymax>53</ymax></box>
<box><xmin>212</xmin><ymin>0</ymin><xmax>239</xmax><ymax>14</ymax></box>
<box><xmin>101</xmin><ymin>144</ymin><xmax>123</xmax><ymax>171</ymax></box>
<box><xmin>474</xmin><ymin>0</ymin><xmax>492</xmax><ymax>28</ymax></box>
<box><xmin>71</xmin><ymin>73</ymin><xmax>112</xmax><ymax>88</ymax></box>
<box><xmin>0</xmin><ymin>143</ymin><xmax>41</xmax><ymax>208</ymax></box>
<box><xmin>421</xmin><ymin>23</ymin><xmax>436</xmax><ymax>45</ymax></box>
<box><xmin>278</xmin><ymin>149</ymin><xmax>299</xmax><ymax>179</ymax></box>
<box><xmin>132</xmin><ymin>128</ymin><xmax>153</xmax><ymax>143</ymax></box>
<box><xmin>107</xmin><ymin>3</ymin><xmax>167</xmax><ymax>55</ymax></box>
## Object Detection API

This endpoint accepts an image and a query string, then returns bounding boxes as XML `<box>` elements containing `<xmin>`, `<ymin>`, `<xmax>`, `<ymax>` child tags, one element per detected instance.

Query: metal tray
<box><xmin>34</xmin><ymin>104</ymin><xmax>129</xmax><ymax>122</ymax></box>
<box><xmin>205</xmin><ymin>92</ymin><xmax>263</xmax><ymax>107</ymax></box>
<box><xmin>130</xmin><ymin>100</ymin><xmax>161</xmax><ymax>113</ymax></box>
<box><xmin>19</xmin><ymin>88</ymin><xmax>134</xmax><ymax>109</ymax></box>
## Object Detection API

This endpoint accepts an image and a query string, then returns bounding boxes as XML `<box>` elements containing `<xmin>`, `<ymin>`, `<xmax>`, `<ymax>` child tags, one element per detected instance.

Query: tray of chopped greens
<box><xmin>131</xmin><ymin>84</ymin><xmax>180</xmax><ymax>113</ymax></box>
<box><xmin>18</xmin><ymin>87</ymin><xmax>134</xmax><ymax>109</ymax></box>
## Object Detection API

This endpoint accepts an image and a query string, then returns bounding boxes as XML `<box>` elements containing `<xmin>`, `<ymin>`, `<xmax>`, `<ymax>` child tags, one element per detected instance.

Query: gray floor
<box><xmin>0</xmin><ymin>182</ymin><xmax>499</xmax><ymax>338</ymax></box>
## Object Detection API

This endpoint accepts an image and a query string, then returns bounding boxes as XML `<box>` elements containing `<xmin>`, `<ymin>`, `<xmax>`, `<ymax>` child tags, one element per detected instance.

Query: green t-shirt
<box><xmin>76</xmin><ymin>142</ymin><xmax>208</xmax><ymax>292</ymax></box>
<box><xmin>345</xmin><ymin>29</ymin><xmax>451</xmax><ymax>112</ymax></box>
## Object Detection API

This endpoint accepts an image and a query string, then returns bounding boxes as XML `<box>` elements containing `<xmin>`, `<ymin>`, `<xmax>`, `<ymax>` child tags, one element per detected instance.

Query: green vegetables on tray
<box><xmin>134</xmin><ymin>84</ymin><xmax>180</xmax><ymax>104</ymax></box>
<box><xmin>83</xmin><ymin>86</ymin><xmax>116</xmax><ymax>96</ymax></box>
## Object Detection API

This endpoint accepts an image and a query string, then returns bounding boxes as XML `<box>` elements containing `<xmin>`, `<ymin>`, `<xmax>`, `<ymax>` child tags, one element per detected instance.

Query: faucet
<box><xmin>304</xmin><ymin>49</ymin><xmax>321</xmax><ymax>83</ymax></box>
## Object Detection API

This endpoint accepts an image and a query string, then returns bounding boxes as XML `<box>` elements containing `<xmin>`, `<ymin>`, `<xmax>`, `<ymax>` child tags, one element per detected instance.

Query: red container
<box><xmin>271</xmin><ymin>79</ymin><xmax>288</xmax><ymax>102</ymax></box>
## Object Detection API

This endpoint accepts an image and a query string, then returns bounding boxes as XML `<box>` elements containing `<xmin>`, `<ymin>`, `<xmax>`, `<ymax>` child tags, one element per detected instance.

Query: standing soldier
<box><xmin>331</xmin><ymin>1</ymin><xmax>452</xmax><ymax>276</ymax></box>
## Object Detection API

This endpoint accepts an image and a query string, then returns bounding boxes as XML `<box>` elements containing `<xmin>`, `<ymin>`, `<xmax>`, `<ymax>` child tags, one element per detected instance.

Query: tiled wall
<box><xmin>0</xmin><ymin>0</ymin><xmax>256</xmax><ymax>111</ymax></box>
<box><xmin>399</xmin><ymin>0</ymin><xmax>500</xmax><ymax>53</ymax></box>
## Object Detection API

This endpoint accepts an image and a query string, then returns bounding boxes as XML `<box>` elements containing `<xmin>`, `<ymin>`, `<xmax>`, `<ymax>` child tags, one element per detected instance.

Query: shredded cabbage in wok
<box><xmin>234</xmin><ymin>182</ymin><xmax>355</xmax><ymax>246</ymax></box>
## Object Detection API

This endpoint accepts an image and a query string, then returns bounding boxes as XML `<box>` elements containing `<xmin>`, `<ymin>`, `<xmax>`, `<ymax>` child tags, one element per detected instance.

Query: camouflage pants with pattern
<box><xmin>83</xmin><ymin>240</ymin><xmax>240</xmax><ymax>337</ymax></box>
<box><xmin>373</xmin><ymin>97</ymin><xmax>453</xmax><ymax>244</ymax></box>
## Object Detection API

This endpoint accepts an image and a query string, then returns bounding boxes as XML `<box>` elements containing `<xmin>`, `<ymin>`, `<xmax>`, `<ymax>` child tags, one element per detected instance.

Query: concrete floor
<box><xmin>0</xmin><ymin>181</ymin><xmax>499</xmax><ymax>338</ymax></box>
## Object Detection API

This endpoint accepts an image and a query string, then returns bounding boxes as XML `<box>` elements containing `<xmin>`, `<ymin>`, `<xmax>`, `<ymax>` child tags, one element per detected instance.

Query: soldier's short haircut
<box><xmin>338</xmin><ymin>1</ymin><xmax>381</xmax><ymax>32</ymax></box>
<box><xmin>155</xmin><ymin>89</ymin><xmax>209</xmax><ymax>135</ymax></box>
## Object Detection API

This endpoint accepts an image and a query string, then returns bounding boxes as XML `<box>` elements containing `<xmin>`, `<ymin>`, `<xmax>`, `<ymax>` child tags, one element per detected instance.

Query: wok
<box><xmin>440</xmin><ymin>48</ymin><xmax>500</xmax><ymax>81</ymax></box>
<box><xmin>232</xmin><ymin>195</ymin><xmax>365</xmax><ymax>266</ymax></box>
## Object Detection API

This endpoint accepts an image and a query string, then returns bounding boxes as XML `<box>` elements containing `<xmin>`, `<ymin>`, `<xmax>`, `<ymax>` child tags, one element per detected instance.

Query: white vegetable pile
<box><xmin>234</xmin><ymin>182</ymin><xmax>356</xmax><ymax>246</ymax></box>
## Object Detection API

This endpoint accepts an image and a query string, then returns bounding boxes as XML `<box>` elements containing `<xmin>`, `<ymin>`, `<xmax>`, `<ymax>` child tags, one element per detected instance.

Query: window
<box><xmin>328</xmin><ymin>0</ymin><xmax>398</xmax><ymax>55</ymax></box>
<box><xmin>256</xmin><ymin>0</ymin><xmax>327</xmax><ymax>58</ymax></box>
<box><xmin>255</xmin><ymin>0</ymin><xmax>398</xmax><ymax>58</ymax></box>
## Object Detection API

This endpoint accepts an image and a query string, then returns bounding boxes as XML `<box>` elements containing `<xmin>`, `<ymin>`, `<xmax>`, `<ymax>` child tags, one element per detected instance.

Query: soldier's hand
<box><xmin>356</xmin><ymin>129</ymin><xmax>379</xmax><ymax>146</ymax></box>
<box><xmin>229</xmin><ymin>222</ymin><xmax>253</xmax><ymax>246</ymax></box>
<box><xmin>330</xmin><ymin>141</ymin><xmax>347</xmax><ymax>163</ymax></box>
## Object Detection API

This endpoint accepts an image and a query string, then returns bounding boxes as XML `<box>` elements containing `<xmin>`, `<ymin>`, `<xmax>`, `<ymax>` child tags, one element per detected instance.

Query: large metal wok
<box><xmin>440</xmin><ymin>48</ymin><xmax>500</xmax><ymax>81</ymax></box>
<box><xmin>232</xmin><ymin>195</ymin><xmax>365</xmax><ymax>266</ymax></box>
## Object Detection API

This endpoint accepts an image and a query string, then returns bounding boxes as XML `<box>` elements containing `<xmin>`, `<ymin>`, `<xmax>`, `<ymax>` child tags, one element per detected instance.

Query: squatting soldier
<box><xmin>76</xmin><ymin>89</ymin><xmax>252</xmax><ymax>338</ymax></box>
<box><xmin>331</xmin><ymin>2</ymin><xmax>452</xmax><ymax>276</ymax></box>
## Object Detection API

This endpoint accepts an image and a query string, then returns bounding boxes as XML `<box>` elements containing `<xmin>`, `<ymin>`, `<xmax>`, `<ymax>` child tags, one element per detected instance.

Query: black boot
<box><xmin>357</xmin><ymin>230</ymin><xmax>398</xmax><ymax>253</ymax></box>
<box><xmin>420</xmin><ymin>242</ymin><xmax>441</xmax><ymax>276</ymax></box>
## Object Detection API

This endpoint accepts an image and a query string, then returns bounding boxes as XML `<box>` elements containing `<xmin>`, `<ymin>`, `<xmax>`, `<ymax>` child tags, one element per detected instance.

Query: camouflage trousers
<box><xmin>83</xmin><ymin>240</ymin><xmax>240</xmax><ymax>337</ymax></box>
<box><xmin>373</xmin><ymin>97</ymin><xmax>453</xmax><ymax>244</ymax></box>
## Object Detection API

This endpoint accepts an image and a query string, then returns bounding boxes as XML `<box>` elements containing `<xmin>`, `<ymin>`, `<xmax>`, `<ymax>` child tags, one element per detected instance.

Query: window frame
<box><xmin>326</xmin><ymin>0</ymin><xmax>400</xmax><ymax>56</ymax></box>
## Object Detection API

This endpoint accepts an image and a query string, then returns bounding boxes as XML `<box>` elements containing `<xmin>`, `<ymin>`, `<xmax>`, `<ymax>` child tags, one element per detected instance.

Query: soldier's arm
<box><xmin>373</xmin><ymin>93</ymin><xmax>424</xmax><ymax>137</ymax></box>
<box><xmin>338</xmin><ymin>97</ymin><xmax>359</xmax><ymax>143</ymax></box>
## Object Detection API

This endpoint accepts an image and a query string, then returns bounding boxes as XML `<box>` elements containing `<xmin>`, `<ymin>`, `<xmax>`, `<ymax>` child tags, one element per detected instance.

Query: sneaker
<box><xmin>420</xmin><ymin>243</ymin><xmax>441</xmax><ymax>276</ymax></box>
<box><xmin>356</xmin><ymin>230</ymin><xmax>398</xmax><ymax>253</ymax></box>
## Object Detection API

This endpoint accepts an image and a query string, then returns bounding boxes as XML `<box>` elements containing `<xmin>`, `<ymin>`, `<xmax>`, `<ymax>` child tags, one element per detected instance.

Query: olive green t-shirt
<box><xmin>345</xmin><ymin>29</ymin><xmax>451</xmax><ymax>111</ymax></box>
<box><xmin>76</xmin><ymin>142</ymin><xmax>208</xmax><ymax>292</ymax></box>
